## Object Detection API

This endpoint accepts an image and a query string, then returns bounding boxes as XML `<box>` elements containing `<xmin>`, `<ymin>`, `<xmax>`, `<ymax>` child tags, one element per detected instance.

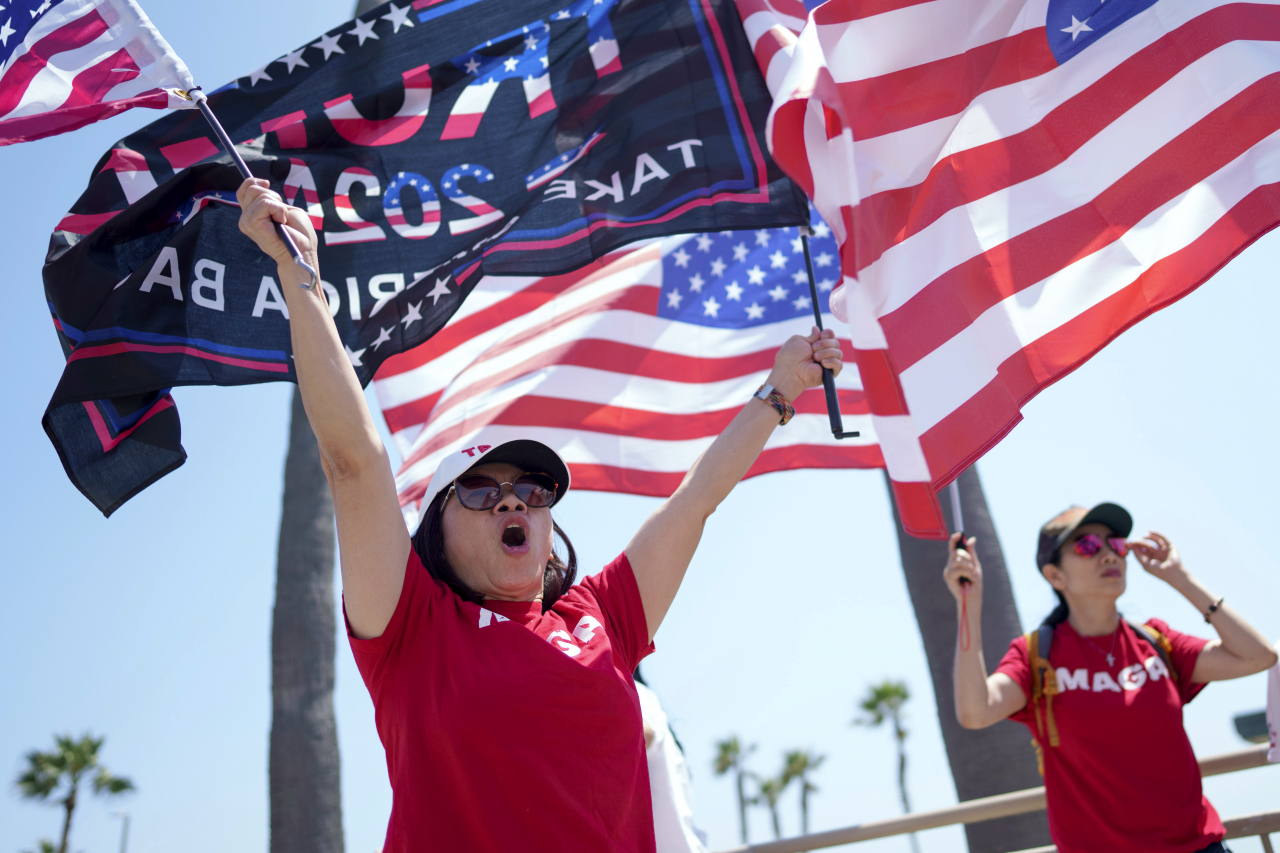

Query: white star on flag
<box><xmin>524</xmin><ymin>34</ymin><xmax>538</xmax><ymax>49</ymax></box>
<box><xmin>349</xmin><ymin>17</ymin><xmax>380</xmax><ymax>45</ymax></box>
<box><xmin>280</xmin><ymin>48</ymin><xmax>309</xmax><ymax>73</ymax></box>
<box><xmin>745</xmin><ymin>302</ymin><xmax>765</xmax><ymax>320</ymax></box>
<box><xmin>382</xmin><ymin>3</ymin><xmax>414</xmax><ymax>32</ymax></box>
<box><xmin>688</xmin><ymin>273</ymin><xmax>706</xmax><ymax>293</ymax></box>
<box><xmin>790</xmin><ymin>236</ymin><xmax>803</xmax><ymax>253</ymax></box>
<box><xmin>0</xmin><ymin>18</ymin><xmax>15</xmax><ymax>47</ymax></box>
<box><xmin>695</xmin><ymin>234</ymin><xmax>713</xmax><ymax>252</ymax></box>
<box><xmin>313</xmin><ymin>32</ymin><xmax>344</xmax><ymax>60</ymax></box>
<box><xmin>426</xmin><ymin>278</ymin><xmax>451</xmax><ymax>305</ymax></box>
<box><xmin>672</xmin><ymin>248</ymin><xmax>691</xmax><ymax>268</ymax></box>
<box><xmin>1062</xmin><ymin>15</ymin><xmax>1092</xmax><ymax>39</ymax></box>
<box><xmin>768</xmin><ymin>285</ymin><xmax>788</xmax><ymax>301</ymax></box>
<box><xmin>724</xmin><ymin>281</ymin><xmax>743</xmax><ymax>301</ymax></box>
<box><xmin>732</xmin><ymin>242</ymin><xmax>749</xmax><ymax>262</ymax></box>
<box><xmin>372</xmin><ymin>327</ymin><xmax>393</xmax><ymax>349</ymax></box>
<box><xmin>793</xmin><ymin>294</ymin><xmax>812</xmax><ymax>311</ymax></box>
<box><xmin>746</xmin><ymin>265</ymin><xmax>766</xmax><ymax>285</ymax></box>
<box><xmin>791</xmin><ymin>270</ymin><xmax>808</xmax><ymax>284</ymax></box>
<box><xmin>400</xmin><ymin>300</ymin><xmax>423</xmax><ymax>328</ymax></box>
<box><xmin>812</xmin><ymin>222</ymin><xmax>830</xmax><ymax>239</ymax></box>
<box><xmin>504</xmin><ymin>56</ymin><xmax>519</xmax><ymax>72</ymax></box>
<box><xmin>768</xmin><ymin>250</ymin><xmax>787</xmax><ymax>269</ymax></box>
<box><xmin>702</xmin><ymin>296</ymin><xmax>721</xmax><ymax>317</ymax></box>
<box><xmin>818</xmin><ymin>278</ymin><xmax>835</xmax><ymax>292</ymax></box>
<box><xmin>753</xmin><ymin>229</ymin><xmax>771</xmax><ymax>246</ymax></box>
<box><xmin>709</xmin><ymin>258</ymin><xmax>726</xmax><ymax>277</ymax></box>
<box><xmin>345</xmin><ymin>344</ymin><xmax>366</xmax><ymax>367</ymax></box>
<box><xmin>247</xmin><ymin>64</ymin><xmax>273</xmax><ymax>86</ymax></box>
<box><xmin>815</xmin><ymin>252</ymin><xmax>833</xmax><ymax>267</ymax></box>
<box><xmin>464</xmin><ymin>56</ymin><xmax>480</xmax><ymax>74</ymax></box>
<box><xmin>666</xmin><ymin>289</ymin><xmax>683</xmax><ymax>308</ymax></box>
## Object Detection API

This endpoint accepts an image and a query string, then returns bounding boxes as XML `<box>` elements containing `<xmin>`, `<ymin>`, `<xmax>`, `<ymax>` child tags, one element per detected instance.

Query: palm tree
<box><xmin>752</xmin><ymin>774</ymin><xmax>791</xmax><ymax>840</ymax></box>
<box><xmin>882</xmin><ymin>468</ymin><xmax>1051</xmax><ymax>852</ymax></box>
<box><xmin>855</xmin><ymin>681</ymin><xmax>919</xmax><ymax>853</ymax></box>
<box><xmin>713</xmin><ymin>736</ymin><xmax>756</xmax><ymax>843</ymax></box>
<box><xmin>16</xmin><ymin>733</ymin><xmax>134</xmax><ymax>853</ymax></box>
<box><xmin>270</xmin><ymin>388</ymin><xmax>344</xmax><ymax>853</ymax></box>
<box><xmin>782</xmin><ymin>749</ymin><xmax>825</xmax><ymax>835</ymax></box>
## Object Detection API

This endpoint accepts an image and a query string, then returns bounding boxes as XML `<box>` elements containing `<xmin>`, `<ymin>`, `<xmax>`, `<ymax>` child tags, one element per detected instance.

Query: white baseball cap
<box><xmin>421</xmin><ymin>438</ymin><xmax>571</xmax><ymax>511</ymax></box>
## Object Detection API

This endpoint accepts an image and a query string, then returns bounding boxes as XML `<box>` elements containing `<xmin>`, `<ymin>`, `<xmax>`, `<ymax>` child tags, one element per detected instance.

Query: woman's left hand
<box><xmin>1129</xmin><ymin>531</ymin><xmax>1189</xmax><ymax>584</ymax></box>
<box><xmin>768</xmin><ymin>327</ymin><xmax>844</xmax><ymax>400</ymax></box>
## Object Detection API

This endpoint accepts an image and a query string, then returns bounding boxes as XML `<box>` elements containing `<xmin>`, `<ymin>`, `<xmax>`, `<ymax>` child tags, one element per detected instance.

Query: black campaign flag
<box><xmin>41</xmin><ymin>0</ymin><xmax>808</xmax><ymax>516</ymax></box>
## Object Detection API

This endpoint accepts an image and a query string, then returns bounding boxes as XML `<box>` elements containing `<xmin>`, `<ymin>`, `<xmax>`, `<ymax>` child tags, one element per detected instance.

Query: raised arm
<box><xmin>624</xmin><ymin>329</ymin><xmax>843</xmax><ymax>641</ymax></box>
<box><xmin>1129</xmin><ymin>532</ymin><xmax>1278</xmax><ymax>682</ymax></box>
<box><xmin>237</xmin><ymin>178</ymin><xmax>410</xmax><ymax>639</ymax></box>
<box><xmin>943</xmin><ymin>535</ymin><xmax>1028</xmax><ymax>728</ymax></box>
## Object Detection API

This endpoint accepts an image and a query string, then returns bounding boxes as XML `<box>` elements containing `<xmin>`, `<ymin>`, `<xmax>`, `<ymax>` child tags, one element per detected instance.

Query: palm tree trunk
<box><xmin>883</xmin><ymin>467</ymin><xmax>1050</xmax><ymax>852</ymax></box>
<box><xmin>736</xmin><ymin>770</ymin><xmax>749</xmax><ymax>843</ymax></box>
<box><xmin>769</xmin><ymin>803</ymin><xmax>781</xmax><ymax>839</ymax></box>
<box><xmin>894</xmin><ymin>728</ymin><xmax>921</xmax><ymax>853</ymax></box>
<box><xmin>57</xmin><ymin>786</ymin><xmax>75</xmax><ymax>853</ymax></box>
<box><xmin>270</xmin><ymin>387</ymin><xmax>344</xmax><ymax>853</ymax></box>
<box><xmin>800</xmin><ymin>785</ymin><xmax>809</xmax><ymax>834</ymax></box>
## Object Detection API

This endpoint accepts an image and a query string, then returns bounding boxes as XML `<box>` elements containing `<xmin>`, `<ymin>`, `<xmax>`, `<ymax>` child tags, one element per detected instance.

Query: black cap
<box><xmin>1036</xmin><ymin>502</ymin><xmax>1133</xmax><ymax>569</ymax></box>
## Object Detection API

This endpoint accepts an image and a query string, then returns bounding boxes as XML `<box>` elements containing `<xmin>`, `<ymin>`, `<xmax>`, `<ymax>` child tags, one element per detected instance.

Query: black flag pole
<box><xmin>799</xmin><ymin>226</ymin><xmax>859</xmax><ymax>440</ymax></box>
<box><xmin>187</xmin><ymin>88</ymin><xmax>318</xmax><ymax>289</ymax></box>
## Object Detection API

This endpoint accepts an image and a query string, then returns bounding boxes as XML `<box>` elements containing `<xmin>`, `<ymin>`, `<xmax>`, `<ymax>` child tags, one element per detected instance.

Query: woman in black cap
<box><xmin>235</xmin><ymin>178</ymin><xmax>845</xmax><ymax>853</ymax></box>
<box><xmin>943</xmin><ymin>503</ymin><xmax>1276</xmax><ymax>853</ymax></box>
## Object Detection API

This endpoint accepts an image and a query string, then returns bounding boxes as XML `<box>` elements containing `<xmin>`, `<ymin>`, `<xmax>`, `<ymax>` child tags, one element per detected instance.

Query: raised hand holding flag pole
<box><xmin>187</xmin><ymin>89</ymin><xmax>318</xmax><ymax>288</ymax></box>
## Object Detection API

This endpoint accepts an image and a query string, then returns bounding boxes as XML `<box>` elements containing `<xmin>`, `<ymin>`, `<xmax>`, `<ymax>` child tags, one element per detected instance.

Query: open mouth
<box><xmin>502</xmin><ymin>525</ymin><xmax>527</xmax><ymax>548</ymax></box>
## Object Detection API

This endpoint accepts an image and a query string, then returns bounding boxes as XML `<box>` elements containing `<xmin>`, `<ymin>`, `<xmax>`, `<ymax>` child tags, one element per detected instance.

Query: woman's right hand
<box><xmin>236</xmin><ymin>177</ymin><xmax>318</xmax><ymax>266</ymax></box>
<box><xmin>943</xmin><ymin>532</ymin><xmax>983</xmax><ymax>604</ymax></box>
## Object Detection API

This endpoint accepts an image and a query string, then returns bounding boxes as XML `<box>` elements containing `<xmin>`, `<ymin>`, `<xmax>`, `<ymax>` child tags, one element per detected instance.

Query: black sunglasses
<box><xmin>450</xmin><ymin>472</ymin><xmax>559</xmax><ymax>510</ymax></box>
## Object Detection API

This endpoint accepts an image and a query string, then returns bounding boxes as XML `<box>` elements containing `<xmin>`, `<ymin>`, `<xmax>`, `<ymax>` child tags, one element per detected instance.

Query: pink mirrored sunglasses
<box><xmin>1072</xmin><ymin>533</ymin><xmax>1129</xmax><ymax>558</ymax></box>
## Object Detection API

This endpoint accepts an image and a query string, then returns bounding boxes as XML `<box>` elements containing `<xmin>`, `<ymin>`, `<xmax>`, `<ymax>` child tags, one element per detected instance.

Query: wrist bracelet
<box><xmin>754</xmin><ymin>383</ymin><xmax>795</xmax><ymax>425</ymax></box>
<box><xmin>1203</xmin><ymin>597</ymin><xmax>1224</xmax><ymax>623</ymax></box>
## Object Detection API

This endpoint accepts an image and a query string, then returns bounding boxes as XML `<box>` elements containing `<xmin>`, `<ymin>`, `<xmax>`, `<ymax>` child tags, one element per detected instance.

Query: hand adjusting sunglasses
<box><xmin>1071</xmin><ymin>533</ymin><xmax>1129</xmax><ymax>558</ymax></box>
<box><xmin>450</xmin><ymin>472</ymin><xmax>559</xmax><ymax>510</ymax></box>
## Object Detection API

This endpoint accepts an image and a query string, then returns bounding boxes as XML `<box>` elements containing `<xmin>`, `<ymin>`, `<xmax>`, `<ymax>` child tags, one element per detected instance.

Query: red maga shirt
<box><xmin>995</xmin><ymin>618</ymin><xmax>1221</xmax><ymax>853</ymax></box>
<box><xmin>348</xmin><ymin>550</ymin><xmax>656</xmax><ymax>853</ymax></box>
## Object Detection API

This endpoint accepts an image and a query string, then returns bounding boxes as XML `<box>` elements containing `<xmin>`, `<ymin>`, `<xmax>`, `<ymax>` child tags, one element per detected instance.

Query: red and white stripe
<box><xmin>325</xmin><ymin>167</ymin><xmax>387</xmax><ymax>245</ymax></box>
<box><xmin>371</xmin><ymin>238</ymin><xmax>882</xmax><ymax>531</ymax></box>
<box><xmin>0</xmin><ymin>0</ymin><xmax>196</xmax><ymax>146</ymax></box>
<box><xmin>738</xmin><ymin>0</ymin><xmax>1280</xmax><ymax>538</ymax></box>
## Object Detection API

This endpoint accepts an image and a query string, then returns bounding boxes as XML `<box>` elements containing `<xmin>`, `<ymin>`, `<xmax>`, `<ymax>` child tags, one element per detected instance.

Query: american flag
<box><xmin>739</xmin><ymin>0</ymin><xmax>1280</xmax><ymax>538</ymax></box>
<box><xmin>0</xmin><ymin>0</ymin><xmax>196</xmax><ymax>146</ymax></box>
<box><xmin>372</xmin><ymin>218</ymin><xmax>882</xmax><ymax>530</ymax></box>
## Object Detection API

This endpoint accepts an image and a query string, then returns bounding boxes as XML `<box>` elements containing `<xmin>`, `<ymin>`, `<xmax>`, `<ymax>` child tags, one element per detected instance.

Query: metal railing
<box><xmin>714</xmin><ymin>745</ymin><xmax>1276</xmax><ymax>853</ymax></box>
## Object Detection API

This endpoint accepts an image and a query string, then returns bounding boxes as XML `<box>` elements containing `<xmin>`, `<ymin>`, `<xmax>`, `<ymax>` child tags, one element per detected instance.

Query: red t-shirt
<box><xmin>995</xmin><ymin>618</ymin><xmax>1222</xmax><ymax>853</ymax></box>
<box><xmin>347</xmin><ymin>549</ymin><xmax>656</xmax><ymax>853</ymax></box>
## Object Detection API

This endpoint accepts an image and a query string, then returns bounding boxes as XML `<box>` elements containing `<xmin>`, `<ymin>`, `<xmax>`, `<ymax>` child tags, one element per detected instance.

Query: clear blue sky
<box><xmin>2</xmin><ymin>2</ymin><xmax>1277</xmax><ymax>852</ymax></box>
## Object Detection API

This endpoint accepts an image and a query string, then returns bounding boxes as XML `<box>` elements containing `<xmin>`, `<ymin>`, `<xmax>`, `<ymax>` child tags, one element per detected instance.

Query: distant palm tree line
<box><xmin>714</xmin><ymin>678</ymin><xmax>914</xmax><ymax>847</ymax></box>
<box><xmin>16</xmin><ymin>733</ymin><xmax>134</xmax><ymax>853</ymax></box>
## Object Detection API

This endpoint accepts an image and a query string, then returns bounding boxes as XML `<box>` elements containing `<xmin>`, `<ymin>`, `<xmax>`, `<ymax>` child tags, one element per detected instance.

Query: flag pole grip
<box><xmin>188</xmin><ymin>89</ymin><xmax>318</xmax><ymax>289</ymax></box>
<box><xmin>800</xmin><ymin>228</ymin><xmax>859</xmax><ymax>440</ymax></box>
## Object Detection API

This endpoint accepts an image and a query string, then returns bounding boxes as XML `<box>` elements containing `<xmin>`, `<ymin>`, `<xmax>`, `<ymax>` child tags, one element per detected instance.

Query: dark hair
<box><xmin>1040</xmin><ymin>546</ymin><xmax>1070</xmax><ymax>629</ymax></box>
<box><xmin>411</xmin><ymin>487</ymin><xmax>577</xmax><ymax>612</ymax></box>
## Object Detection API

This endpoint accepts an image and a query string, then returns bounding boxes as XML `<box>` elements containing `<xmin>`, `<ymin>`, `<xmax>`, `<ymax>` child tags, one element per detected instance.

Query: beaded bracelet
<box><xmin>754</xmin><ymin>383</ymin><xmax>795</xmax><ymax>425</ymax></box>
<box><xmin>1203</xmin><ymin>597</ymin><xmax>1224</xmax><ymax>623</ymax></box>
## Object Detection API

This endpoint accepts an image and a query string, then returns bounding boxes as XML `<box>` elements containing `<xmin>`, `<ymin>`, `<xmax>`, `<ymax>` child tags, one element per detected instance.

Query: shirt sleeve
<box><xmin>344</xmin><ymin>547</ymin><xmax>443</xmax><ymax>690</ymax></box>
<box><xmin>576</xmin><ymin>553</ymin><xmax>655</xmax><ymax>673</ymax></box>
<box><xmin>1146</xmin><ymin>617</ymin><xmax>1210</xmax><ymax>704</ymax></box>
<box><xmin>995</xmin><ymin>635</ymin><xmax>1035</xmax><ymax>724</ymax></box>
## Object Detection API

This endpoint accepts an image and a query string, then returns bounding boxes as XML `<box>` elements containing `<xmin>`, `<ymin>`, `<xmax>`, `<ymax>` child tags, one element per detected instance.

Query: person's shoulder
<box><xmin>1142</xmin><ymin>616</ymin><xmax>1187</xmax><ymax>641</ymax></box>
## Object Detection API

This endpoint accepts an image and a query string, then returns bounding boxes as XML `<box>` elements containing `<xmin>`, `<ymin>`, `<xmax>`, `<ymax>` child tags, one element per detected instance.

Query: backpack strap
<box><xmin>1026</xmin><ymin>624</ymin><xmax>1060</xmax><ymax>751</ymax></box>
<box><xmin>1128</xmin><ymin>621</ymin><xmax>1180</xmax><ymax>683</ymax></box>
